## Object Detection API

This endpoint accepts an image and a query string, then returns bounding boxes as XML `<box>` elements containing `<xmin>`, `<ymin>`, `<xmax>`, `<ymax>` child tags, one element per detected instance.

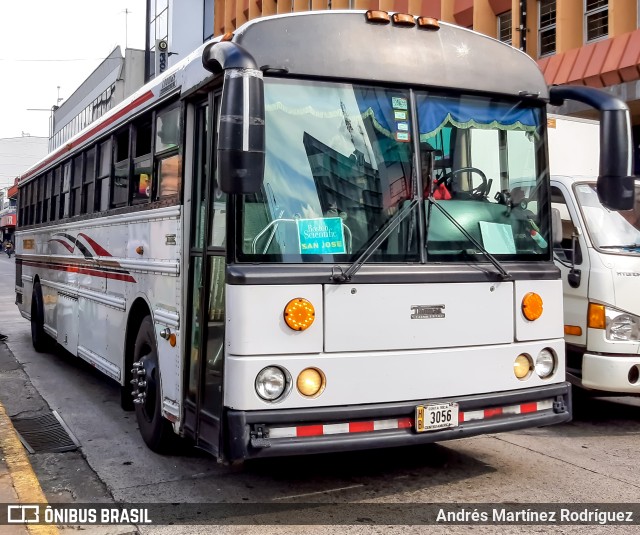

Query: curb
<box><xmin>0</xmin><ymin>400</ymin><xmax>59</xmax><ymax>535</ymax></box>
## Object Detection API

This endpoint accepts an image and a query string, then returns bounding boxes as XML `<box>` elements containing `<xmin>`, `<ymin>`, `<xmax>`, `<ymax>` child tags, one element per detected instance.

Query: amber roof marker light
<box><xmin>391</xmin><ymin>13</ymin><xmax>416</xmax><ymax>27</ymax></box>
<box><xmin>417</xmin><ymin>17</ymin><xmax>441</xmax><ymax>31</ymax></box>
<box><xmin>365</xmin><ymin>10</ymin><xmax>391</xmax><ymax>24</ymax></box>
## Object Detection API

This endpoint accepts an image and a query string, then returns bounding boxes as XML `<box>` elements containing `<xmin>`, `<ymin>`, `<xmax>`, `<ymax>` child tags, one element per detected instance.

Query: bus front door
<box><xmin>183</xmin><ymin>94</ymin><xmax>226</xmax><ymax>457</ymax></box>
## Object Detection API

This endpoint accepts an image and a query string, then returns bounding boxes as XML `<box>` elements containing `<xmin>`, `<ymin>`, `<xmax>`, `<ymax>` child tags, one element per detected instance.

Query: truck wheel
<box><xmin>31</xmin><ymin>282</ymin><xmax>53</xmax><ymax>352</ymax></box>
<box><xmin>132</xmin><ymin>316</ymin><xmax>176</xmax><ymax>453</ymax></box>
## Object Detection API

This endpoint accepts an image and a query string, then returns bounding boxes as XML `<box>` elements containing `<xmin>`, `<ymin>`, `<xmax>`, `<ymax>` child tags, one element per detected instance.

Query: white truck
<box><xmin>549</xmin><ymin>115</ymin><xmax>640</xmax><ymax>394</ymax></box>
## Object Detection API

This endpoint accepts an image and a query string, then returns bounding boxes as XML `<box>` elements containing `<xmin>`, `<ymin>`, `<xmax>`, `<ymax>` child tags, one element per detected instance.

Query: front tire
<box><xmin>31</xmin><ymin>282</ymin><xmax>54</xmax><ymax>352</ymax></box>
<box><xmin>133</xmin><ymin>316</ymin><xmax>176</xmax><ymax>453</ymax></box>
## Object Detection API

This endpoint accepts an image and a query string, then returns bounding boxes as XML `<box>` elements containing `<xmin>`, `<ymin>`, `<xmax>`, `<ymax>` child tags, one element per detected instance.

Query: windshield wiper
<box><xmin>331</xmin><ymin>199</ymin><xmax>419</xmax><ymax>283</ymax></box>
<box><xmin>426</xmin><ymin>197</ymin><xmax>512</xmax><ymax>280</ymax></box>
<box><xmin>600</xmin><ymin>243</ymin><xmax>640</xmax><ymax>250</ymax></box>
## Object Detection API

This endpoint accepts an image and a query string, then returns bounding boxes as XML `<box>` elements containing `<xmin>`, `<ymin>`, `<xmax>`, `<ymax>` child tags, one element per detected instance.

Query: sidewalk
<box><xmin>0</xmin><ymin>400</ymin><xmax>58</xmax><ymax>535</ymax></box>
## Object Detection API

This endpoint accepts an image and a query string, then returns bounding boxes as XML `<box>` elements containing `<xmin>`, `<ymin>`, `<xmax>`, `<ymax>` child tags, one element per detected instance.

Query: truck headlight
<box><xmin>605</xmin><ymin>308</ymin><xmax>640</xmax><ymax>342</ymax></box>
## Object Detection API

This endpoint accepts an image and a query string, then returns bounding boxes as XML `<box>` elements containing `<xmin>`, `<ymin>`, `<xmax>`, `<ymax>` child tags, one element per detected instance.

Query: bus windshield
<box><xmin>238</xmin><ymin>78</ymin><xmax>547</xmax><ymax>263</ymax></box>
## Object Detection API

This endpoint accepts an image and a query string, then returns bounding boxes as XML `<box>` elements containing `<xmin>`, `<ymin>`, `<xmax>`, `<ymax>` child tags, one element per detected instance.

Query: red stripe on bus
<box><xmin>520</xmin><ymin>402</ymin><xmax>538</xmax><ymax>414</ymax></box>
<box><xmin>484</xmin><ymin>407</ymin><xmax>503</xmax><ymax>418</ymax></box>
<box><xmin>22</xmin><ymin>260</ymin><xmax>136</xmax><ymax>283</ymax></box>
<box><xmin>20</xmin><ymin>90</ymin><xmax>155</xmax><ymax>183</ymax></box>
<box><xmin>78</xmin><ymin>233</ymin><xmax>112</xmax><ymax>257</ymax></box>
<box><xmin>458</xmin><ymin>412</ymin><xmax>465</xmax><ymax>423</ymax></box>
<box><xmin>296</xmin><ymin>425</ymin><xmax>324</xmax><ymax>437</ymax></box>
<box><xmin>349</xmin><ymin>421</ymin><xmax>374</xmax><ymax>433</ymax></box>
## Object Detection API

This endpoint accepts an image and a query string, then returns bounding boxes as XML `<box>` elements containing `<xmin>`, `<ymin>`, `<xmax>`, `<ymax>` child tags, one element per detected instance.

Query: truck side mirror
<box><xmin>551</xmin><ymin>207</ymin><xmax>563</xmax><ymax>246</ymax></box>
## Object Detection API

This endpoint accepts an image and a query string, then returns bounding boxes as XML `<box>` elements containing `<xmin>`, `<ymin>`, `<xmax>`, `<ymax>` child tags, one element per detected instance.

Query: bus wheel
<box><xmin>132</xmin><ymin>316</ymin><xmax>176</xmax><ymax>453</ymax></box>
<box><xmin>31</xmin><ymin>282</ymin><xmax>53</xmax><ymax>352</ymax></box>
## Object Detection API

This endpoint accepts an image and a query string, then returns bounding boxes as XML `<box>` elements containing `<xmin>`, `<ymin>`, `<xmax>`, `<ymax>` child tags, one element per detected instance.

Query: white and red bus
<box><xmin>15</xmin><ymin>11</ymin><xmax>635</xmax><ymax>461</ymax></box>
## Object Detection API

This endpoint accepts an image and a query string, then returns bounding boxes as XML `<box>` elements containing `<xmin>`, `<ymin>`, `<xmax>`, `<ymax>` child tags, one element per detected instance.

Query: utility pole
<box><xmin>123</xmin><ymin>8</ymin><xmax>131</xmax><ymax>49</ymax></box>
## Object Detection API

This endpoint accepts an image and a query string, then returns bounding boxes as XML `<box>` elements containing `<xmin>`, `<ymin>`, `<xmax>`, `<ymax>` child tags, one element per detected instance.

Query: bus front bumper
<box><xmin>224</xmin><ymin>383</ymin><xmax>571</xmax><ymax>461</ymax></box>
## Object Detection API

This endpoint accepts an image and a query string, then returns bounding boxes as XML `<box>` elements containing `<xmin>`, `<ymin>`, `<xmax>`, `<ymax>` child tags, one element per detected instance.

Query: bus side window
<box><xmin>112</xmin><ymin>129</ymin><xmax>131</xmax><ymax>208</ymax></box>
<box><xmin>61</xmin><ymin>162</ymin><xmax>71</xmax><ymax>219</ymax></box>
<box><xmin>155</xmin><ymin>105</ymin><xmax>182</xmax><ymax>199</ymax></box>
<box><xmin>50</xmin><ymin>166</ymin><xmax>60</xmax><ymax>222</ymax></box>
<box><xmin>95</xmin><ymin>140</ymin><xmax>112</xmax><ymax>212</ymax></box>
<box><xmin>41</xmin><ymin>172</ymin><xmax>50</xmax><ymax>224</ymax></box>
<box><xmin>71</xmin><ymin>154</ymin><xmax>83</xmax><ymax>216</ymax></box>
<box><xmin>83</xmin><ymin>148</ymin><xmax>96</xmax><ymax>215</ymax></box>
<box><xmin>132</xmin><ymin>119</ymin><xmax>152</xmax><ymax>204</ymax></box>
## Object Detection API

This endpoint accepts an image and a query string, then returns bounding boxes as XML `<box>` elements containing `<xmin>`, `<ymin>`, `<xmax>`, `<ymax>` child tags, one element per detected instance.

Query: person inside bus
<box><xmin>421</xmin><ymin>144</ymin><xmax>452</xmax><ymax>200</ymax></box>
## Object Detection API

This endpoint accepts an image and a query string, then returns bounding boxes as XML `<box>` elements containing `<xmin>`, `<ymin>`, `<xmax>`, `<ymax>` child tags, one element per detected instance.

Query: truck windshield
<box><xmin>575</xmin><ymin>182</ymin><xmax>640</xmax><ymax>251</ymax></box>
<box><xmin>238</xmin><ymin>78</ymin><xmax>548</xmax><ymax>263</ymax></box>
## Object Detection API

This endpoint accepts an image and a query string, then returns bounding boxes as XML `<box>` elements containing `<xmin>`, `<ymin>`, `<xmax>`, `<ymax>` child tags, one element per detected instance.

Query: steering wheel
<box><xmin>439</xmin><ymin>167</ymin><xmax>490</xmax><ymax>199</ymax></box>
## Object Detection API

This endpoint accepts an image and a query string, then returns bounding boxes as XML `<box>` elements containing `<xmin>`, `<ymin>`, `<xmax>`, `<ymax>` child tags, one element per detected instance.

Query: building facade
<box><xmin>0</xmin><ymin>136</ymin><xmax>47</xmax><ymax>242</ymax></box>
<box><xmin>50</xmin><ymin>46</ymin><xmax>145</xmax><ymax>152</ymax></box>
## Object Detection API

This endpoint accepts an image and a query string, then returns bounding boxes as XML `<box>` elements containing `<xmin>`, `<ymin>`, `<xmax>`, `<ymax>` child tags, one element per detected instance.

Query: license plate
<box><xmin>415</xmin><ymin>403</ymin><xmax>459</xmax><ymax>432</ymax></box>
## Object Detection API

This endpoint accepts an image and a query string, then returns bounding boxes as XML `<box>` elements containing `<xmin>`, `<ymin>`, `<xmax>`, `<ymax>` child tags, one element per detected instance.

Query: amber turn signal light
<box><xmin>522</xmin><ymin>292</ymin><xmax>543</xmax><ymax>321</ymax></box>
<box><xmin>564</xmin><ymin>325</ymin><xmax>582</xmax><ymax>336</ymax></box>
<box><xmin>587</xmin><ymin>303</ymin><xmax>606</xmax><ymax>329</ymax></box>
<box><xmin>284</xmin><ymin>298</ymin><xmax>315</xmax><ymax>331</ymax></box>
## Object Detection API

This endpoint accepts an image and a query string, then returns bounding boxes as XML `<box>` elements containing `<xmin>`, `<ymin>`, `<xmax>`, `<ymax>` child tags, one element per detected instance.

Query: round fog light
<box><xmin>535</xmin><ymin>349</ymin><xmax>556</xmax><ymax>378</ymax></box>
<box><xmin>255</xmin><ymin>366</ymin><xmax>287</xmax><ymax>401</ymax></box>
<box><xmin>514</xmin><ymin>354</ymin><xmax>533</xmax><ymax>380</ymax></box>
<box><xmin>297</xmin><ymin>368</ymin><xmax>326</xmax><ymax>398</ymax></box>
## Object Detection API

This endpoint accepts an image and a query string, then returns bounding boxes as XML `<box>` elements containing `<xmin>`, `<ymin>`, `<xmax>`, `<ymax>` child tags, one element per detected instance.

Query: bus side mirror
<box><xmin>549</xmin><ymin>86</ymin><xmax>635</xmax><ymax>211</ymax></box>
<box><xmin>551</xmin><ymin>207</ymin><xmax>562</xmax><ymax>246</ymax></box>
<box><xmin>202</xmin><ymin>41</ymin><xmax>265</xmax><ymax>194</ymax></box>
<box><xmin>217</xmin><ymin>69</ymin><xmax>265</xmax><ymax>194</ymax></box>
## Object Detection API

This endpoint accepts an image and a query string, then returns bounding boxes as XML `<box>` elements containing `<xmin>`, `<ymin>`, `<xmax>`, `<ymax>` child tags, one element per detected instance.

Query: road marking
<box><xmin>0</xmin><ymin>401</ymin><xmax>59</xmax><ymax>535</ymax></box>
<box><xmin>272</xmin><ymin>484</ymin><xmax>364</xmax><ymax>500</ymax></box>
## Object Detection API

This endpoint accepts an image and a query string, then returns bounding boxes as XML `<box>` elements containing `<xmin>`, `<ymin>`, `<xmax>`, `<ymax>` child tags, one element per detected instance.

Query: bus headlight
<box><xmin>535</xmin><ymin>349</ymin><xmax>556</xmax><ymax>378</ymax></box>
<box><xmin>605</xmin><ymin>308</ymin><xmax>640</xmax><ymax>341</ymax></box>
<box><xmin>255</xmin><ymin>366</ymin><xmax>288</xmax><ymax>401</ymax></box>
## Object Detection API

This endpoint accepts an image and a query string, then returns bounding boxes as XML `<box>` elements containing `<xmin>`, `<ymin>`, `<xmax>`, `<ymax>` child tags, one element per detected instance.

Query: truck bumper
<box><xmin>582</xmin><ymin>353</ymin><xmax>640</xmax><ymax>393</ymax></box>
<box><xmin>224</xmin><ymin>383</ymin><xmax>571</xmax><ymax>462</ymax></box>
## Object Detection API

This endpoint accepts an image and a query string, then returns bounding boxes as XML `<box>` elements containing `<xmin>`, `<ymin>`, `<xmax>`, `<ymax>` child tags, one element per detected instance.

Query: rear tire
<box><xmin>31</xmin><ymin>282</ymin><xmax>53</xmax><ymax>352</ymax></box>
<box><xmin>133</xmin><ymin>316</ymin><xmax>176</xmax><ymax>453</ymax></box>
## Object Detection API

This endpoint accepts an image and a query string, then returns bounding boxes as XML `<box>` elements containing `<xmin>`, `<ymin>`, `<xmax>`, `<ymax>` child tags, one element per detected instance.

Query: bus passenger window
<box><xmin>157</xmin><ymin>154</ymin><xmax>181</xmax><ymax>197</ymax></box>
<box><xmin>71</xmin><ymin>155</ymin><xmax>83</xmax><ymax>216</ymax></box>
<box><xmin>132</xmin><ymin>121</ymin><xmax>152</xmax><ymax>203</ymax></box>
<box><xmin>83</xmin><ymin>148</ymin><xmax>96</xmax><ymax>214</ymax></box>
<box><xmin>95</xmin><ymin>140</ymin><xmax>111</xmax><ymax>212</ymax></box>
<box><xmin>50</xmin><ymin>167</ymin><xmax>60</xmax><ymax>221</ymax></box>
<box><xmin>61</xmin><ymin>162</ymin><xmax>71</xmax><ymax>219</ymax></box>
<box><xmin>155</xmin><ymin>107</ymin><xmax>181</xmax><ymax>152</ymax></box>
<box><xmin>41</xmin><ymin>172</ymin><xmax>50</xmax><ymax>223</ymax></box>
<box><xmin>112</xmin><ymin>130</ymin><xmax>130</xmax><ymax>207</ymax></box>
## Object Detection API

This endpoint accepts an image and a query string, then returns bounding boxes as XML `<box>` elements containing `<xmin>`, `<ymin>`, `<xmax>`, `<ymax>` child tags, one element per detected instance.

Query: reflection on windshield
<box><xmin>239</xmin><ymin>79</ymin><xmax>548</xmax><ymax>263</ymax></box>
<box><xmin>575</xmin><ymin>183</ymin><xmax>640</xmax><ymax>250</ymax></box>
<box><xmin>241</xmin><ymin>78</ymin><xmax>416</xmax><ymax>262</ymax></box>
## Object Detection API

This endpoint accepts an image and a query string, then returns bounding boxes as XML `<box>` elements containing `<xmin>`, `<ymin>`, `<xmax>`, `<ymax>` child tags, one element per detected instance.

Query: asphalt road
<box><xmin>0</xmin><ymin>255</ymin><xmax>639</xmax><ymax>534</ymax></box>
